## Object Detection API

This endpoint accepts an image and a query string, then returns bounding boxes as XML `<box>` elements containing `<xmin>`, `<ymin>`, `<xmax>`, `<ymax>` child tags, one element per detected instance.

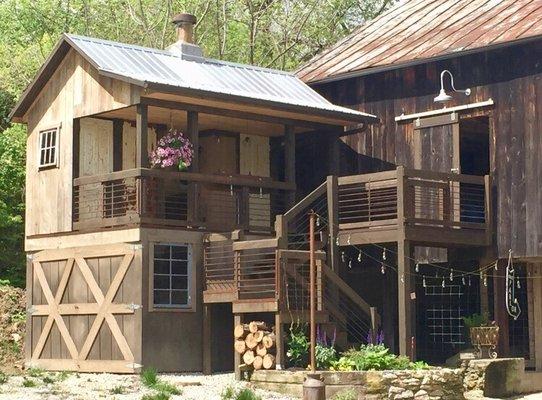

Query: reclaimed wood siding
<box><xmin>25</xmin><ymin>49</ymin><xmax>141</xmax><ymax>237</ymax></box>
<box><xmin>313</xmin><ymin>41</ymin><xmax>542</xmax><ymax>258</ymax></box>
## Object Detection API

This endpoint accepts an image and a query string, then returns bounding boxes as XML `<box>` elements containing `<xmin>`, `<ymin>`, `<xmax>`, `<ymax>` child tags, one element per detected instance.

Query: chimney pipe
<box><xmin>172</xmin><ymin>13</ymin><xmax>197</xmax><ymax>44</ymax></box>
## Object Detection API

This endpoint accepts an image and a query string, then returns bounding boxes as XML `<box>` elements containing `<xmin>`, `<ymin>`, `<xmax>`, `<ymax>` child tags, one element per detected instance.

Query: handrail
<box><xmin>283</xmin><ymin>181</ymin><xmax>327</xmax><ymax>221</ymax></box>
<box><xmin>74</xmin><ymin>168</ymin><xmax>295</xmax><ymax>191</ymax></box>
<box><xmin>403</xmin><ymin>168</ymin><xmax>486</xmax><ymax>185</ymax></box>
<box><xmin>321</xmin><ymin>263</ymin><xmax>381</xmax><ymax>326</ymax></box>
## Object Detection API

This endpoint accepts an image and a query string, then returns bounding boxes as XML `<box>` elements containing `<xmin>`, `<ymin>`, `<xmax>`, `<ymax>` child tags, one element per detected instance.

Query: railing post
<box><xmin>484</xmin><ymin>174</ymin><xmax>492</xmax><ymax>243</ymax></box>
<box><xmin>326</xmin><ymin>175</ymin><xmax>340</xmax><ymax>272</ymax></box>
<box><xmin>275</xmin><ymin>214</ymin><xmax>288</xmax><ymax>249</ymax></box>
<box><xmin>238</xmin><ymin>186</ymin><xmax>250</xmax><ymax>230</ymax></box>
<box><xmin>396</xmin><ymin>166</ymin><xmax>407</xmax><ymax>234</ymax></box>
<box><xmin>234</xmin><ymin>249</ymin><xmax>241</xmax><ymax>299</ymax></box>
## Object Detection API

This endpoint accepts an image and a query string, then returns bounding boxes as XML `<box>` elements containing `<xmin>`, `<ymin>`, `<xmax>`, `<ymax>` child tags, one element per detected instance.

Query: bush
<box><xmin>141</xmin><ymin>367</ymin><xmax>158</xmax><ymax>387</ymax></box>
<box><xmin>332</xmin><ymin>344</ymin><xmax>427</xmax><ymax>371</ymax></box>
<box><xmin>463</xmin><ymin>312</ymin><xmax>490</xmax><ymax>328</ymax></box>
<box><xmin>286</xmin><ymin>324</ymin><xmax>309</xmax><ymax>367</ymax></box>
<box><xmin>315</xmin><ymin>342</ymin><xmax>337</xmax><ymax>370</ymax></box>
<box><xmin>236</xmin><ymin>388</ymin><xmax>262</xmax><ymax>400</ymax></box>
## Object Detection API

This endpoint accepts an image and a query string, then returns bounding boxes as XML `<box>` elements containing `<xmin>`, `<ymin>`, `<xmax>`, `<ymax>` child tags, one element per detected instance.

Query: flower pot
<box><xmin>470</xmin><ymin>326</ymin><xmax>499</xmax><ymax>359</ymax></box>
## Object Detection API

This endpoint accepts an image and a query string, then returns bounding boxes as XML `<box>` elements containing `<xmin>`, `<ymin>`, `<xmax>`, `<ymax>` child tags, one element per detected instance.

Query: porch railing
<box><xmin>72</xmin><ymin>168</ymin><xmax>292</xmax><ymax>232</ymax></box>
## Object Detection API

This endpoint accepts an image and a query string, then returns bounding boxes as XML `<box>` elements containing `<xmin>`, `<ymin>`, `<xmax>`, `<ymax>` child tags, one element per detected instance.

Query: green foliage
<box><xmin>0</xmin><ymin>371</ymin><xmax>7</xmax><ymax>384</ymax></box>
<box><xmin>141</xmin><ymin>367</ymin><xmax>158</xmax><ymax>388</ymax></box>
<box><xmin>142</xmin><ymin>393</ymin><xmax>170</xmax><ymax>400</ymax></box>
<box><xmin>42</xmin><ymin>375</ymin><xmax>55</xmax><ymax>384</ymax></box>
<box><xmin>332</xmin><ymin>389</ymin><xmax>358</xmax><ymax>400</ymax></box>
<box><xmin>315</xmin><ymin>342</ymin><xmax>338</xmax><ymax>370</ymax></box>
<box><xmin>463</xmin><ymin>312</ymin><xmax>490</xmax><ymax>328</ymax></box>
<box><xmin>286</xmin><ymin>324</ymin><xmax>309</xmax><ymax>368</ymax></box>
<box><xmin>110</xmin><ymin>385</ymin><xmax>125</xmax><ymax>394</ymax></box>
<box><xmin>153</xmin><ymin>381</ymin><xmax>181</xmax><ymax>396</ymax></box>
<box><xmin>22</xmin><ymin>377</ymin><xmax>37</xmax><ymax>387</ymax></box>
<box><xmin>332</xmin><ymin>345</ymin><xmax>427</xmax><ymax>371</ymax></box>
<box><xmin>27</xmin><ymin>367</ymin><xmax>45</xmax><ymax>378</ymax></box>
<box><xmin>235</xmin><ymin>388</ymin><xmax>261</xmax><ymax>400</ymax></box>
<box><xmin>221</xmin><ymin>385</ymin><xmax>236</xmax><ymax>400</ymax></box>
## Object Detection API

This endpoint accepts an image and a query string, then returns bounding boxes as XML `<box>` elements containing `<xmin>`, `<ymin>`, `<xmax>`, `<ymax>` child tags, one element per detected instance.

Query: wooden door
<box><xmin>27</xmin><ymin>244</ymin><xmax>141</xmax><ymax>373</ymax></box>
<box><xmin>412</xmin><ymin>113</ymin><xmax>459</xmax><ymax>263</ymax></box>
<box><xmin>199</xmin><ymin>133</ymin><xmax>239</xmax><ymax>229</ymax></box>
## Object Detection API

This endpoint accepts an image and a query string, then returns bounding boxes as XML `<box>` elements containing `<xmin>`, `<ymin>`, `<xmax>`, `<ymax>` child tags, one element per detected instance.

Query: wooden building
<box><xmin>297</xmin><ymin>0</ymin><xmax>542</xmax><ymax>369</ymax></box>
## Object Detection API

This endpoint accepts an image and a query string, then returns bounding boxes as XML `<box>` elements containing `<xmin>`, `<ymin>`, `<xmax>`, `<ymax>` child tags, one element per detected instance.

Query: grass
<box><xmin>27</xmin><ymin>368</ymin><xmax>45</xmax><ymax>378</ymax></box>
<box><xmin>236</xmin><ymin>388</ymin><xmax>261</xmax><ymax>400</ymax></box>
<box><xmin>42</xmin><ymin>375</ymin><xmax>55</xmax><ymax>384</ymax></box>
<box><xmin>141</xmin><ymin>393</ymin><xmax>170</xmax><ymax>400</ymax></box>
<box><xmin>110</xmin><ymin>385</ymin><xmax>125</xmax><ymax>395</ymax></box>
<box><xmin>22</xmin><ymin>377</ymin><xmax>37</xmax><ymax>388</ymax></box>
<box><xmin>332</xmin><ymin>389</ymin><xmax>357</xmax><ymax>400</ymax></box>
<box><xmin>221</xmin><ymin>385</ymin><xmax>236</xmax><ymax>400</ymax></box>
<box><xmin>140</xmin><ymin>367</ymin><xmax>181</xmax><ymax>398</ymax></box>
<box><xmin>0</xmin><ymin>372</ymin><xmax>7</xmax><ymax>384</ymax></box>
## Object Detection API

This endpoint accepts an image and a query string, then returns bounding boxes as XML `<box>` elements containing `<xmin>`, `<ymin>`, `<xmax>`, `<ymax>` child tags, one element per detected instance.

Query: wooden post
<box><xmin>397</xmin><ymin>239</ymin><xmax>415</xmax><ymax>359</ymax></box>
<box><xmin>136</xmin><ymin>104</ymin><xmax>148</xmax><ymax>168</ymax></box>
<box><xmin>274</xmin><ymin>312</ymin><xmax>283</xmax><ymax>369</ymax></box>
<box><xmin>234</xmin><ymin>313</ymin><xmax>242</xmax><ymax>380</ymax></box>
<box><xmin>187</xmin><ymin>111</ymin><xmax>199</xmax><ymax>224</ymax></box>
<box><xmin>493</xmin><ymin>259</ymin><xmax>510</xmax><ymax>357</ymax></box>
<box><xmin>284</xmin><ymin>125</ymin><xmax>296</xmax><ymax>208</ymax></box>
<box><xmin>326</xmin><ymin>175</ymin><xmax>340</xmax><ymax>273</ymax></box>
<box><xmin>370</xmin><ymin>306</ymin><xmax>378</xmax><ymax>343</ymax></box>
<box><xmin>203</xmin><ymin>304</ymin><xmax>211</xmax><ymax>375</ymax></box>
<box><xmin>528</xmin><ymin>263</ymin><xmax>542</xmax><ymax>370</ymax></box>
<box><xmin>309</xmin><ymin>212</ymin><xmax>316</xmax><ymax>372</ymax></box>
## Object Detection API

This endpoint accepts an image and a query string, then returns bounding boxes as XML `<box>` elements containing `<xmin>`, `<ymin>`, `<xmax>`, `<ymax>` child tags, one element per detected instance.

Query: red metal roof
<box><xmin>297</xmin><ymin>0</ymin><xmax>542</xmax><ymax>83</ymax></box>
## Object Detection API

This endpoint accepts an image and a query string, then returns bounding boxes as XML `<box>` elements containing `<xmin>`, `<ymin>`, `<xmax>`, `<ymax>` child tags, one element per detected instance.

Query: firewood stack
<box><xmin>234</xmin><ymin>321</ymin><xmax>276</xmax><ymax>370</ymax></box>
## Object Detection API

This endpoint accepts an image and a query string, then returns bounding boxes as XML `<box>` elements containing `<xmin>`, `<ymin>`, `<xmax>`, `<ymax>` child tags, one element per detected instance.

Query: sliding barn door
<box><xmin>27</xmin><ymin>244</ymin><xmax>142</xmax><ymax>373</ymax></box>
<box><xmin>412</xmin><ymin>113</ymin><xmax>460</xmax><ymax>263</ymax></box>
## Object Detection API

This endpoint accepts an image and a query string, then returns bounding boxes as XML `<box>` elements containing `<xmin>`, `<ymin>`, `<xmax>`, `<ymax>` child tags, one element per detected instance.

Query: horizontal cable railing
<box><xmin>73</xmin><ymin>168</ymin><xmax>292</xmax><ymax>232</ymax></box>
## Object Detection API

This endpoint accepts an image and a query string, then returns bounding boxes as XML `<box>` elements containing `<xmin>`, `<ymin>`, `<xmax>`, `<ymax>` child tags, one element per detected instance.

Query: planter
<box><xmin>470</xmin><ymin>326</ymin><xmax>499</xmax><ymax>359</ymax></box>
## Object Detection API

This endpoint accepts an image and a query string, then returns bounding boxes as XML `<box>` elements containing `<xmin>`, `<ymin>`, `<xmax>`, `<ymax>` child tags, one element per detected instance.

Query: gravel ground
<box><xmin>0</xmin><ymin>372</ymin><xmax>295</xmax><ymax>400</ymax></box>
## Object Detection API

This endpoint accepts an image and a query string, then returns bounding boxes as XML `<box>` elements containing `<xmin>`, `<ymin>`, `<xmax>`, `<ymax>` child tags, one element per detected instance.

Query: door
<box><xmin>199</xmin><ymin>132</ymin><xmax>239</xmax><ymax>229</ymax></box>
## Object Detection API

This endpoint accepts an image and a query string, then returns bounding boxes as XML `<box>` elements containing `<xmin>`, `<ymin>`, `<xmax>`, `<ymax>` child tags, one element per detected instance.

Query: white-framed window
<box><xmin>152</xmin><ymin>243</ymin><xmax>192</xmax><ymax>309</ymax></box>
<box><xmin>38</xmin><ymin>125</ymin><xmax>60</xmax><ymax>169</ymax></box>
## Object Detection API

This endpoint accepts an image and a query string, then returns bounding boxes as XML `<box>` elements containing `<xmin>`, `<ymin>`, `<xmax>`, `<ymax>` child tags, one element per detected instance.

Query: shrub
<box><xmin>334</xmin><ymin>344</ymin><xmax>428</xmax><ymax>371</ymax></box>
<box><xmin>22</xmin><ymin>377</ymin><xmax>37</xmax><ymax>387</ymax></box>
<box><xmin>315</xmin><ymin>343</ymin><xmax>337</xmax><ymax>370</ymax></box>
<box><xmin>463</xmin><ymin>312</ymin><xmax>490</xmax><ymax>328</ymax></box>
<box><xmin>286</xmin><ymin>324</ymin><xmax>309</xmax><ymax>367</ymax></box>
<box><xmin>153</xmin><ymin>381</ymin><xmax>181</xmax><ymax>396</ymax></box>
<box><xmin>111</xmin><ymin>385</ymin><xmax>125</xmax><ymax>394</ymax></box>
<box><xmin>221</xmin><ymin>385</ymin><xmax>236</xmax><ymax>400</ymax></box>
<box><xmin>0</xmin><ymin>371</ymin><xmax>7</xmax><ymax>384</ymax></box>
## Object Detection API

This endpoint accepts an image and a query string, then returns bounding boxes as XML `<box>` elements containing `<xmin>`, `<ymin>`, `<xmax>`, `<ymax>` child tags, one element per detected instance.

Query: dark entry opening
<box><xmin>459</xmin><ymin>116</ymin><xmax>490</xmax><ymax>176</ymax></box>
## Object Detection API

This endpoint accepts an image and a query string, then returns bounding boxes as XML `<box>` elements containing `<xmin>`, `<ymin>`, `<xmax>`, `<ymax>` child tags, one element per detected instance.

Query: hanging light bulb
<box><xmin>415</xmin><ymin>262</ymin><xmax>420</xmax><ymax>273</ymax></box>
<box><xmin>517</xmin><ymin>279</ymin><xmax>521</xmax><ymax>289</ymax></box>
<box><xmin>336</xmin><ymin>237</ymin><xmax>340</xmax><ymax>246</ymax></box>
<box><xmin>449</xmin><ymin>268</ymin><xmax>454</xmax><ymax>281</ymax></box>
<box><xmin>347</xmin><ymin>235</ymin><xmax>351</xmax><ymax>245</ymax></box>
<box><xmin>483</xmin><ymin>274</ymin><xmax>488</xmax><ymax>287</ymax></box>
<box><xmin>259</xmin><ymin>187</ymin><xmax>263</xmax><ymax>199</ymax></box>
<box><xmin>468</xmin><ymin>276</ymin><xmax>472</xmax><ymax>286</ymax></box>
<box><xmin>341</xmin><ymin>252</ymin><xmax>346</xmax><ymax>263</ymax></box>
<box><xmin>381</xmin><ymin>263</ymin><xmax>386</xmax><ymax>275</ymax></box>
<box><xmin>441</xmin><ymin>277</ymin><xmax>445</xmax><ymax>288</ymax></box>
<box><xmin>316</xmin><ymin>216</ymin><xmax>320</xmax><ymax>227</ymax></box>
<box><xmin>357</xmin><ymin>251</ymin><xmax>362</xmax><ymax>262</ymax></box>
<box><xmin>230</xmin><ymin>184</ymin><xmax>234</xmax><ymax>196</ymax></box>
<box><xmin>348</xmin><ymin>260</ymin><xmax>352</xmax><ymax>269</ymax></box>
<box><xmin>423</xmin><ymin>276</ymin><xmax>427</xmax><ymax>288</ymax></box>
<box><xmin>462</xmin><ymin>276</ymin><xmax>466</xmax><ymax>285</ymax></box>
<box><xmin>382</xmin><ymin>249</ymin><xmax>387</xmax><ymax>261</ymax></box>
<box><xmin>400</xmin><ymin>274</ymin><xmax>405</xmax><ymax>284</ymax></box>
<box><xmin>494</xmin><ymin>260</ymin><xmax>498</xmax><ymax>270</ymax></box>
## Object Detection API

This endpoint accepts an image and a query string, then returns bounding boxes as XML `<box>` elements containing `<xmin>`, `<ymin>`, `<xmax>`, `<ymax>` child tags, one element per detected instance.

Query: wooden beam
<box><xmin>493</xmin><ymin>259</ymin><xmax>510</xmax><ymax>357</ymax></box>
<box><xmin>136</xmin><ymin>104</ymin><xmax>148</xmax><ymax>168</ymax></box>
<box><xmin>284</xmin><ymin>125</ymin><xmax>296</xmax><ymax>207</ymax></box>
<box><xmin>141</xmin><ymin>97</ymin><xmax>336</xmax><ymax>130</ymax></box>
<box><xmin>275</xmin><ymin>312</ymin><xmax>283</xmax><ymax>370</ymax></box>
<box><xmin>529</xmin><ymin>263</ymin><xmax>542</xmax><ymax>370</ymax></box>
<box><xmin>397</xmin><ymin>240</ymin><xmax>414</xmax><ymax>359</ymax></box>
<box><xmin>327</xmin><ymin>175</ymin><xmax>340</xmax><ymax>273</ymax></box>
<box><xmin>202</xmin><ymin>304</ymin><xmax>211</xmax><ymax>375</ymax></box>
<box><xmin>113</xmin><ymin>119</ymin><xmax>123</xmax><ymax>171</ymax></box>
<box><xmin>234</xmin><ymin>314</ymin><xmax>242</xmax><ymax>380</ymax></box>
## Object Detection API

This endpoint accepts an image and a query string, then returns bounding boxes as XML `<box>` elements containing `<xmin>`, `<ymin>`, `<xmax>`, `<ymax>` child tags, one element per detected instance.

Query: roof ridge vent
<box><xmin>167</xmin><ymin>13</ymin><xmax>204</xmax><ymax>60</ymax></box>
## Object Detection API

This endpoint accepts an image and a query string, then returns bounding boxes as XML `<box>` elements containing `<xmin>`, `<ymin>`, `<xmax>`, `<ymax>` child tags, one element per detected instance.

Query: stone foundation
<box><xmin>250</xmin><ymin>358</ymin><xmax>525</xmax><ymax>399</ymax></box>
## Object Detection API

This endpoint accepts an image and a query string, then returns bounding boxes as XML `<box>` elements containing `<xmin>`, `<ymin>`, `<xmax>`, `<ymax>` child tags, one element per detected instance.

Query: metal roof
<box><xmin>10</xmin><ymin>33</ymin><xmax>376</xmax><ymax>123</ymax></box>
<box><xmin>297</xmin><ymin>0</ymin><xmax>542</xmax><ymax>83</ymax></box>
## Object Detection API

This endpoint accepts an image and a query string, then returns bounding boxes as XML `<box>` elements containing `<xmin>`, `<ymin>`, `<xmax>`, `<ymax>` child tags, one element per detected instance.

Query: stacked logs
<box><xmin>234</xmin><ymin>321</ymin><xmax>276</xmax><ymax>370</ymax></box>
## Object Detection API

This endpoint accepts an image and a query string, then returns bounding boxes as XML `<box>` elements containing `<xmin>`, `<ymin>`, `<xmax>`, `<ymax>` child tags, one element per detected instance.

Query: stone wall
<box><xmin>250</xmin><ymin>358</ymin><xmax>525</xmax><ymax>399</ymax></box>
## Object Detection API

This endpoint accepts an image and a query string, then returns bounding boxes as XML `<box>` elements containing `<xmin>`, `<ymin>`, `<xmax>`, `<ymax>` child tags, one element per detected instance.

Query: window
<box><xmin>38</xmin><ymin>126</ymin><xmax>60</xmax><ymax>169</ymax></box>
<box><xmin>152</xmin><ymin>244</ymin><xmax>192</xmax><ymax>309</ymax></box>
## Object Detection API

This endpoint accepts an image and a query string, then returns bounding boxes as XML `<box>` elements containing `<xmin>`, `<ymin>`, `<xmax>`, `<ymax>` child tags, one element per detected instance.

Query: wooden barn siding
<box><xmin>25</xmin><ymin>49</ymin><xmax>141</xmax><ymax>237</ymax></box>
<box><xmin>313</xmin><ymin>41</ymin><xmax>542</xmax><ymax>259</ymax></box>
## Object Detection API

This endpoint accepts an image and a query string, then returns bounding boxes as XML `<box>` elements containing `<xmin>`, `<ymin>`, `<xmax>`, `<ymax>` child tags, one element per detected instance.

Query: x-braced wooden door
<box><xmin>27</xmin><ymin>244</ymin><xmax>142</xmax><ymax>373</ymax></box>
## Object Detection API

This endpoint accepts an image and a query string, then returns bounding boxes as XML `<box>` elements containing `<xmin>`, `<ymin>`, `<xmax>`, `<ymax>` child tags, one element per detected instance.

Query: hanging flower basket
<box><xmin>149</xmin><ymin>129</ymin><xmax>194</xmax><ymax>171</ymax></box>
<box><xmin>470</xmin><ymin>325</ymin><xmax>499</xmax><ymax>359</ymax></box>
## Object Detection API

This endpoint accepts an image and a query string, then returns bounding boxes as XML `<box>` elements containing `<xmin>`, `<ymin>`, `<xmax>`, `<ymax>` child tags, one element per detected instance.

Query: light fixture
<box><xmin>434</xmin><ymin>70</ymin><xmax>471</xmax><ymax>104</ymax></box>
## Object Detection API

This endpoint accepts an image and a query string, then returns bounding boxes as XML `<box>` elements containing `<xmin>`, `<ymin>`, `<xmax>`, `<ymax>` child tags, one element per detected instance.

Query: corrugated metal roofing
<box><xmin>297</xmin><ymin>0</ymin><xmax>542</xmax><ymax>83</ymax></box>
<box><xmin>65</xmin><ymin>34</ymin><xmax>374</xmax><ymax>120</ymax></box>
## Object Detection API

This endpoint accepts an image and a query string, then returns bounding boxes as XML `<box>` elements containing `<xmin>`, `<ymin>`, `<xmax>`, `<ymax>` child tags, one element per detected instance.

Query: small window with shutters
<box><xmin>151</xmin><ymin>243</ymin><xmax>193</xmax><ymax>310</ymax></box>
<box><xmin>38</xmin><ymin>125</ymin><xmax>60</xmax><ymax>169</ymax></box>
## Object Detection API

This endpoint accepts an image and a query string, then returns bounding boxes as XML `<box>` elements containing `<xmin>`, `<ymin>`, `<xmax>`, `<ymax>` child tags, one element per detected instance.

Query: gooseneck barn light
<box><xmin>434</xmin><ymin>70</ymin><xmax>471</xmax><ymax>103</ymax></box>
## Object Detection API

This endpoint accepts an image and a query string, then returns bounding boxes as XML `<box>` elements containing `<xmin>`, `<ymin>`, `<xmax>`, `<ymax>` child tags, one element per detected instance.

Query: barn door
<box><xmin>27</xmin><ymin>244</ymin><xmax>141</xmax><ymax>373</ymax></box>
<box><xmin>412</xmin><ymin>112</ymin><xmax>460</xmax><ymax>263</ymax></box>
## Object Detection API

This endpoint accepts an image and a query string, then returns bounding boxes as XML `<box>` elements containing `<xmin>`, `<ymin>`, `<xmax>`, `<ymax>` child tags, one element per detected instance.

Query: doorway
<box><xmin>459</xmin><ymin>116</ymin><xmax>490</xmax><ymax>176</ymax></box>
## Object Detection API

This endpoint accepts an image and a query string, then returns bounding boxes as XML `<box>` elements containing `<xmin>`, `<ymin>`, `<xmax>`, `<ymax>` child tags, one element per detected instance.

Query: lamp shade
<box><xmin>434</xmin><ymin>88</ymin><xmax>453</xmax><ymax>103</ymax></box>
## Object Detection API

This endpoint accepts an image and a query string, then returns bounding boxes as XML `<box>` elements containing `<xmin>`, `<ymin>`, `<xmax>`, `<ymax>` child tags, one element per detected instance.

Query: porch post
<box><xmin>284</xmin><ymin>125</ymin><xmax>296</xmax><ymax>208</ymax></box>
<box><xmin>398</xmin><ymin>239</ymin><xmax>415</xmax><ymax>359</ymax></box>
<box><xmin>493</xmin><ymin>259</ymin><xmax>510</xmax><ymax>357</ymax></box>
<box><xmin>234</xmin><ymin>313</ymin><xmax>242</xmax><ymax>380</ymax></box>
<box><xmin>202</xmin><ymin>303</ymin><xmax>211</xmax><ymax>375</ymax></box>
<box><xmin>528</xmin><ymin>263</ymin><xmax>542</xmax><ymax>371</ymax></box>
<box><xmin>187</xmin><ymin>111</ymin><xmax>199</xmax><ymax>224</ymax></box>
<box><xmin>326</xmin><ymin>175</ymin><xmax>340</xmax><ymax>273</ymax></box>
<box><xmin>136</xmin><ymin>104</ymin><xmax>149</xmax><ymax>168</ymax></box>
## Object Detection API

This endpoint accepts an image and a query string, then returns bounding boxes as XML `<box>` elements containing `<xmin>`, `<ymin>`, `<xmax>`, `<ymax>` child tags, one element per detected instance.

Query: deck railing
<box><xmin>72</xmin><ymin>168</ymin><xmax>292</xmax><ymax>232</ymax></box>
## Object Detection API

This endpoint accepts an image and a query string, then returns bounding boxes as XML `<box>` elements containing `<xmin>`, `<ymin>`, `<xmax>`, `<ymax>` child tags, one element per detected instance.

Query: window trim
<box><xmin>37</xmin><ymin>123</ymin><xmax>61</xmax><ymax>170</ymax></box>
<box><xmin>148</xmin><ymin>242</ymin><xmax>195</xmax><ymax>313</ymax></box>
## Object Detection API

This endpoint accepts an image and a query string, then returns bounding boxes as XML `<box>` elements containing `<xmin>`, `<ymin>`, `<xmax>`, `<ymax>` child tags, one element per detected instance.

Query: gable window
<box><xmin>38</xmin><ymin>125</ymin><xmax>60</xmax><ymax>169</ymax></box>
<box><xmin>152</xmin><ymin>244</ymin><xmax>192</xmax><ymax>309</ymax></box>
